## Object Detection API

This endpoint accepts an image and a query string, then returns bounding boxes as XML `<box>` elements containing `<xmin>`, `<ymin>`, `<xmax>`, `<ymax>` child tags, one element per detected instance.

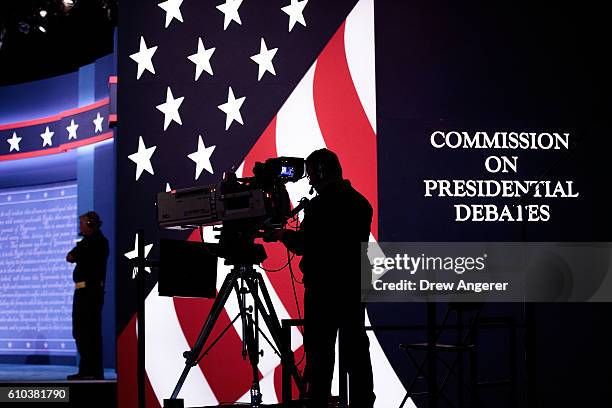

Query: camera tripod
<box><xmin>165</xmin><ymin>260</ymin><xmax>304</xmax><ymax>407</ymax></box>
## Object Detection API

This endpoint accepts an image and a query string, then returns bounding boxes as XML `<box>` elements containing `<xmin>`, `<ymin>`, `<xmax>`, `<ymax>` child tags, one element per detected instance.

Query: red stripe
<box><xmin>117</xmin><ymin>315</ymin><xmax>163</xmax><ymax>408</ymax></box>
<box><xmin>109</xmin><ymin>76</ymin><xmax>118</xmax><ymax>84</ymax></box>
<box><xmin>0</xmin><ymin>98</ymin><xmax>110</xmax><ymax>130</ymax></box>
<box><xmin>172</xmin><ymin>296</ymin><xmax>257</xmax><ymax>402</ymax></box>
<box><xmin>0</xmin><ymin>114</ymin><xmax>62</xmax><ymax>130</ymax></box>
<box><xmin>261</xmin><ymin>243</ymin><xmax>304</xmax><ymax>320</ymax></box>
<box><xmin>313</xmin><ymin>22</ymin><xmax>379</xmax><ymax>239</ymax></box>
<box><xmin>273</xmin><ymin>344</ymin><xmax>305</xmax><ymax>402</ymax></box>
<box><xmin>0</xmin><ymin>131</ymin><xmax>114</xmax><ymax>162</ymax></box>
<box><xmin>59</xmin><ymin>98</ymin><xmax>110</xmax><ymax>117</ymax></box>
<box><xmin>109</xmin><ymin>114</ymin><xmax>118</xmax><ymax>123</ymax></box>
<box><xmin>117</xmin><ymin>316</ymin><xmax>138</xmax><ymax>408</ymax></box>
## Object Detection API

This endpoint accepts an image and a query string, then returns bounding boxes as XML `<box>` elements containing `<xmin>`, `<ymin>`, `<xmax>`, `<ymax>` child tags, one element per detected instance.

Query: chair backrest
<box><xmin>438</xmin><ymin>302</ymin><xmax>484</xmax><ymax>346</ymax></box>
<box><xmin>448</xmin><ymin>302</ymin><xmax>484</xmax><ymax>311</ymax></box>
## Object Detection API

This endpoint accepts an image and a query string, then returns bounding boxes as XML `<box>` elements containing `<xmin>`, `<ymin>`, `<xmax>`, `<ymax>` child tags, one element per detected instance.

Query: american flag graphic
<box><xmin>117</xmin><ymin>0</ymin><xmax>409</xmax><ymax>406</ymax></box>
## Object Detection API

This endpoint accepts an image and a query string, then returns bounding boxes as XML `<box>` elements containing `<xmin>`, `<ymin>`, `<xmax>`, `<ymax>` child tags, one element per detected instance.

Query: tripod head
<box><xmin>216</xmin><ymin>219</ymin><xmax>268</xmax><ymax>266</ymax></box>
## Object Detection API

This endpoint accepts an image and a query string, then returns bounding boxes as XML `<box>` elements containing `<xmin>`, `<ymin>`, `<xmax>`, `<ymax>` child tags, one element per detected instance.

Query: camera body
<box><xmin>156</xmin><ymin>157</ymin><xmax>304</xmax><ymax>231</ymax></box>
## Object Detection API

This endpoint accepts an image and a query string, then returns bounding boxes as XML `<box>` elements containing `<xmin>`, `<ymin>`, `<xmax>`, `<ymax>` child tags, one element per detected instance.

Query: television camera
<box><xmin>157</xmin><ymin>156</ymin><xmax>307</xmax><ymax>264</ymax></box>
<box><xmin>156</xmin><ymin>157</ymin><xmax>308</xmax><ymax>407</ymax></box>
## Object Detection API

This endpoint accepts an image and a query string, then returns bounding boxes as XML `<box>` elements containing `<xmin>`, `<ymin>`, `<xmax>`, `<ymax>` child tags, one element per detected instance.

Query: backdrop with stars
<box><xmin>117</xmin><ymin>0</ymin><xmax>385</xmax><ymax>406</ymax></box>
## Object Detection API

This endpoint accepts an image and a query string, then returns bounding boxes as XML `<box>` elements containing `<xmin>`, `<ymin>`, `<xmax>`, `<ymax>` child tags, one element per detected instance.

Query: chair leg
<box><xmin>469</xmin><ymin>349</ymin><xmax>479</xmax><ymax>407</ymax></box>
<box><xmin>413</xmin><ymin>357</ymin><xmax>458</xmax><ymax>408</ymax></box>
<box><xmin>399</xmin><ymin>351</ymin><xmax>430</xmax><ymax>408</ymax></box>
<box><xmin>436</xmin><ymin>352</ymin><xmax>481</xmax><ymax>408</ymax></box>
<box><xmin>398</xmin><ymin>391</ymin><xmax>411</xmax><ymax>408</ymax></box>
<box><xmin>509</xmin><ymin>321</ymin><xmax>518</xmax><ymax>408</ymax></box>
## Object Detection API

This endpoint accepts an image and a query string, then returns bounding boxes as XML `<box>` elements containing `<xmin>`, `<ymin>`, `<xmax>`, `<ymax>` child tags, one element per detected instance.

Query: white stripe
<box><xmin>235</xmin><ymin>161</ymin><xmax>245</xmax><ymax>179</ymax></box>
<box><xmin>365</xmin><ymin>311</ymin><xmax>415</xmax><ymax>408</ymax></box>
<box><xmin>144</xmin><ymin>284</ymin><xmax>218</xmax><ymax>406</ymax></box>
<box><xmin>345</xmin><ymin>0</ymin><xmax>377</xmax><ymax>135</ymax></box>
<box><xmin>276</xmin><ymin>61</ymin><xmax>326</xmax><ymax>207</ymax></box>
<box><xmin>347</xmin><ymin>2</ymin><xmax>408</xmax><ymax>405</ymax></box>
<box><xmin>276</xmin><ymin>61</ymin><xmax>327</xmax><ymax>159</ymax></box>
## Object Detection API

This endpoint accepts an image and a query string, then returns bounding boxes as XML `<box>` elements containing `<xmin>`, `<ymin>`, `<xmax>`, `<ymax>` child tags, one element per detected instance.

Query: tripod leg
<box><xmin>235</xmin><ymin>281</ymin><xmax>249</xmax><ymax>359</ymax></box>
<box><xmin>235</xmin><ymin>278</ymin><xmax>263</xmax><ymax>405</ymax></box>
<box><xmin>244</xmin><ymin>311</ymin><xmax>263</xmax><ymax>406</ymax></box>
<box><xmin>169</xmin><ymin>270</ymin><xmax>238</xmax><ymax>400</ymax></box>
<box><xmin>244</xmin><ymin>274</ymin><xmax>304</xmax><ymax>394</ymax></box>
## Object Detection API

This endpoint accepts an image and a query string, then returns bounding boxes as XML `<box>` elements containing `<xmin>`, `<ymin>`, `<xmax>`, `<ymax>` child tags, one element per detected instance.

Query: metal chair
<box><xmin>399</xmin><ymin>302</ymin><xmax>484</xmax><ymax>408</ymax></box>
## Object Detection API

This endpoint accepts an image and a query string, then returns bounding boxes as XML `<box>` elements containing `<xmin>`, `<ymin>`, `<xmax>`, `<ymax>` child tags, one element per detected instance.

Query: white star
<box><xmin>41</xmin><ymin>126</ymin><xmax>54</xmax><ymax>147</ymax></box>
<box><xmin>26</xmin><ymin>194</ymin><xmax>30</xmax><ymax>200</ymax></box>
<box><xmin>7</xmin><ymin>132</ymin><xmax>22</xmax><ymax>152</ymax></box>
<box><xmin>124</xmin><ymin>234</ymin><xmax>153</xmax><ymax>278</ymax></box>
<box><xmin>281</xmin><ymin>0</ymin><xmax>308</xmax><ymax>32</ymax></box>
<box><xmin>158</xmin><ymin>0</ymin><xmax>184</xmax><ymax>28</ymax></box>
<box><xmin>250</xmin><ymin>38</ymin><xmax>278</xmax><ymax>81</ymax></box>
<box><xmin>188</xmin><ymin>37</ymin><xmax>215</xmax><ymax>80</ymax></box>
<box><xmin>93</xmin><ymin>112</ymin><xmax>104</xmax><ymax>133</ymax></box>
<box><xmin>216</xmin><ymin>0</ymin><xmax>243</xmax><ymax>30</ymax></box>
<box><xmin>128</xmin><ymin>136</ymin><xmax>157</xmax><ymax>180</ymax></box>
<box><xmin>26</xmin><ymin>342</ymin><xmax>31</xmax><ymax>348</ymax></box>
<box><xmin>156</xmin><ymin>87</ymin><xmax>184</xmax><ymax>131</ymax></box>
<box><xmin>165</xmin><ymin>182</ymin><xmax>172</xmax><ymax>192</ymax></box>
<box><xmin>66</xmin><ymin>119</ymin><xmax>79</xmax><ymax>140</ymax></box>
<box><xmin>188</xmin><ymin>135</ymin><xmax>216</xmax><ymax>179</ymax></box>
<box><xmin>43</xmin><ymin>192</ymin><xmax>48</xmax><ymax>198</ymax></box>
<box><xmin>129</xmin><ymin>36</ymin><xmax>158</xmax><ymax>79</ymax></box>
<box><xmin>217</xmin><ymin>87</ymin><xmax>246</xmax><ymax>130</ymax></box>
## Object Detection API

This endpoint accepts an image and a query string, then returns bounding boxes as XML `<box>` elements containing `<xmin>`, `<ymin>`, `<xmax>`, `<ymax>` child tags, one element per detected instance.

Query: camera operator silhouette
<box><xmin>276</xmin><ymin>148</ymin><xmax>376</xmax><ymax>408</ymax></box>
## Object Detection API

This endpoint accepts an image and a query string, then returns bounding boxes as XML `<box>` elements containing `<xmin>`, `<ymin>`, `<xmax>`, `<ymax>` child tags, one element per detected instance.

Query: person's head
<box><xmin>79</xmin><ymin>211</ymin><xmax>102</xmax><ymax>236</ymax></box>
<box><xmin>305</xmin><ymin>148</ymin><xmax>343</xmax><ymax>193</ymax></box>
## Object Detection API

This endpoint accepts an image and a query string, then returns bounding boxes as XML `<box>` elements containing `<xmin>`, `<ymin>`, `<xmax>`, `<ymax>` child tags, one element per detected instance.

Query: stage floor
<box><xmin>0</xmin><ymin>363</ymin><xmax>116</xmax><ymax>381</ymax></box>
<box><xmin>0</xmin><ymin>364</ymin><xmax>117</xmax><ymax>407</ymax></box>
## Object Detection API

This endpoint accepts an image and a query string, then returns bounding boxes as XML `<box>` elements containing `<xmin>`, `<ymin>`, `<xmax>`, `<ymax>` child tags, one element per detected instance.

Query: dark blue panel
<box><xmin>95</xmin><ymin>54</ymin><xmax>117</xmax><ymax>101</ymax></box>
<box><xmin>0</xmin><ymin>152</ymin><xmax>77</xmax><ymax>189</ymax></box>
<box><xmin>93</xmin><ymin>140</ymin><xmax>116</xmax><ymax>369</ymax></box>
<box><xmin>0</xmin><ymin>74</ymin><xmax>79</xmax><ymax>124</ymax></box>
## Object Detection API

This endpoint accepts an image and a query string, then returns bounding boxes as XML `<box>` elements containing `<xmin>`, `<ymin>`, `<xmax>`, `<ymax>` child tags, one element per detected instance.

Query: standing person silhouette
<box><xmin>278</xmin><ymin>149</ymin><xmax>375</xmax><ymax>407</ymax></box>
<box><xmin>66</xmin><ymin>211</ymin><xmax>109</xmax><ymax>380</ymax></box>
